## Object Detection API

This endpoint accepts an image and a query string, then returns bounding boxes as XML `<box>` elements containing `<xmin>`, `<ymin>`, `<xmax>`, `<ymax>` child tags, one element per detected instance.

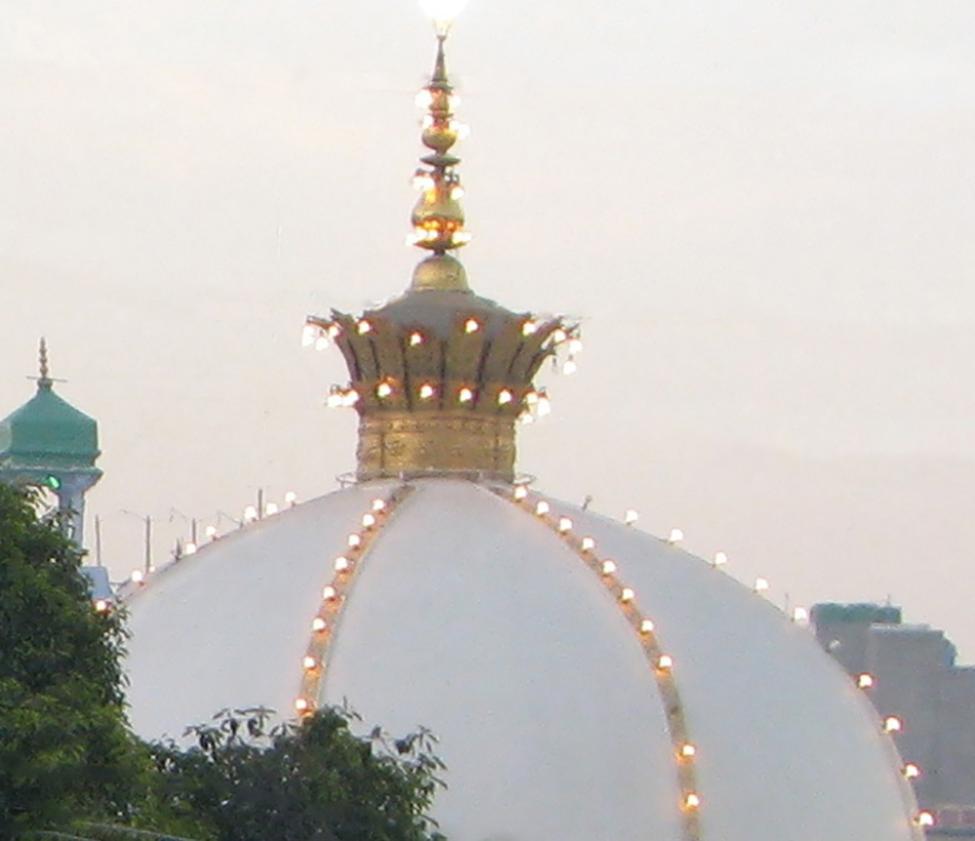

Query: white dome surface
<box><xmin>125</xmin><ymin>478</ymin><xmax>919</xmax><ymax>841</ymax></box>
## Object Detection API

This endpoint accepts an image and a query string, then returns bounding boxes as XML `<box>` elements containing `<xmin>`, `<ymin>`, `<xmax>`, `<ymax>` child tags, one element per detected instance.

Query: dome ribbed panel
<box><xmin>559</xmin><ymin>501</ymin><xmax>919</xmax><ymax>841</ymax></box>
<box><xmin>124</xmin><ymin>483</ymin><xmax>399</xmax><ymax>741</ymax></box>
<box><xmin>322</xmin><ymin>480</ymin><xmax>680</xmax><ymax>841</ymax></box>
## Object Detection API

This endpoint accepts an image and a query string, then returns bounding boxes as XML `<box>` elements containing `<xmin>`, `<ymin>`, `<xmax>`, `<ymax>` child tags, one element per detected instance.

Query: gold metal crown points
<box><xmin>305</xmin><ymin>307</ymin><xmax>576</xmax><ymax>480</ymax></box>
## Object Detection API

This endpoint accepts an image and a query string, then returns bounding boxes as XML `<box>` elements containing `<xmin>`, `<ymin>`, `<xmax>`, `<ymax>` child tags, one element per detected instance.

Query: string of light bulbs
<box><xmin>293</xmin><ymin>486</ymin><xmax>413</xmax><ymax>717</ymax></box>
<box><xmin>496</xmin><ymin>484</ymin><xmax>703</xmax><ymax>841</ymax></box>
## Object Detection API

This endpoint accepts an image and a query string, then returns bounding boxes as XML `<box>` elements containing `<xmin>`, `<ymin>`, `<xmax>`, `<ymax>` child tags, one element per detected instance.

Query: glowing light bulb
<box><xmin>568</xmin><ymin>338</ymin><xmax>584</xmax><ymax>355</ymax></box>
<box><xmin>793</xmin><ymin>606</ymin><xmax>809</xmax><ymax>624</ymax></box>
<box><xmin>285</xmin><ymin>491</ymin><xmax>298</xmax><ymax>506</ymax></box>
<box><xmin>205</xmin><ymin>525</ymin><xmax>218</xmax><ymax>539</ymax></box>
<box><xmin>451</xmin><ymin>121</ymin><xmax>471</xmax><ymax>140</ymax></box>
<box><xmin>464</xmin><ymin>318</ymin><xmax>480</xmax><ymax>334</ymax></box>
<box><xmin>680</xmin><ymin>743</ymin><xmax>696</xmax><ymax>758</ymax></box>
<box><xmin>640</xmin><ymin>618</ymin><xmax>655</xmax><ymax>634</ymax></box>
<box><xmin>684</xmin><ymin>793</ymin><xmax>700</xmax><ymax>809</ymax></box>
<box><xmin>459</xmin><ymin>387</ymin><xmax>474</xmax><ymax>403</ymax></box>
<box><xmin>537</xmin><ymin>395</ymin><xmax>552</xmax><ymax>417</ymax></box>
<box><xmin>315</xmin><ymin>335</ymin><xmax>329</xmax><ymax>351</ymax></box>
<box><xmin>326</xmin><ymin>391</ymin><xmax>343</xmax><ymax>409</ymax></box>
<box><xmin>94</xmin><ymin>599</ymin><xmax>109</xmax><ymax>613</ymax></box>
<box><xmin>498</xmin><ymin>389</ymin><xmax>513</xmax><ymax>405</ymax></box>
<box><xmin>342</xmin><ymin>389</ymin><xmax>360</xmax><ymax>407</ymax></box>
<box><xmin>581</xmin><ymin>537</ymin><xmax>595</xmax><ymax>552</ymax></box>
<box><xmin>361</xmin><ymin>513</ymin><xmax>376</xmax><ymax>528</ymax></box>
<box><xmin>357</xmin><ymin>320</ymin><xmax>372</xmax><ymax>335</ymax></box>
<box><xmin>524</xmin><ymin>390</ymin><xmax>539</xmax><ymax>405</ymax></box>
<box><xmin>410</xmin><ymin>331</ymin><xmax>424</xmax><ymax>346</ymax></box>
<box><xmin>916</xmin><ymin>812</ymin><xmax>934</xmax><ymax>828</ymax></box>
<box><xmin>419</xmin><ymin>0</ymin><xmax>469</xmax><ymax>30</ymax></box>
<box><xmin>658</xmin><ymin>654</ymin><xmax>674</xmax><ymax>670</ymax></box>
<box><xmin>713</xmin><ymin>551</ymin><xmax>728</xmax><ymax>567</ymax></box>
<box><xmin>754</xmin><ymin>577</ymin><xmax>769</xmax><ymax>593</ymax></box>
<box><xmin>562</xmin><ymin>360</ymin><xmax>577</xmax><ymax>375</ymax></box>
<box><xmin>904</xmin><ymin>763</ymin><xmax>921</xmax><ymax>780</ymax></box>
<box><xmin>184</xmin><ymin>542</ymin><xmax>197</xmax><ymax>555</ymax></box>
<box><xmin>243</xmin><ymin>505</ymin><xmax>258</xmax><ymax>522</ymax></box>
<box><xmin>372</xmin><ymin>498</ymin><xmax>386</xmax><ymax>512</ymax></box>
<box><xmin>620</xmin><ymin>587</ymin><xmax>635</xmax><ymax>603</ymax></box>
<box><xmin>419</xmin><ymin>383</ymin><xmax>435</xmax><ymax>400</ymax></box>
<box><xmin>514</xmin><ymin>486</ymin><xmax>528</xmax><ymax>501</ymax></box>
<box><xmin>884</xmin><ymin>716</ymin><xmax>903</xmax><ymax>733</ymax></box>
<box><xmin>131</xmin><ymin>570</ymin><xmax>144</xmax><ymax>584</ymax></box>
<box><xmin>857</xmin><ymin>673</ymin><xmax>874</xmax><ymax>689</ymax></box>
<box><xmin>522</xmin><ymin>320</ymin><xmax>538</xmax><ymax>336</ymax></box>
<box><xmin>303</xmin><ymin>656</ymin><xmax>318</xmax><ymax>671</ymax></box>
<box><xmin>450</xmin><ymin>185</ymin><xmax>465</xmax><ymax>200</ymax></box>
<box><xmin>415</xmin><ymin>89</ymin><xmax>434</xmax><ymax>109</ymax></box>
<box><xmin>312</xmin><ymin>617</ymin><xmax>327</xmax><ymax>632</ymax></box>
<box><xmin>602</xmin><ymin>560</ymin><xmax>617</xmax><ymax>575</ymax></box>
<box><xmin>265</xmin><ymin>503</ymin><xmax>278</xmax><ymax>516</ymax></box>
<box><xmin>347</xmin><ymin>533</ymin><xmax>362</xmax><ymax>547</ymax></box>
<box><xmin>624</xmin><ymin>509</ymin><xmax>639</xmax><ymax>525</ymax></box>
<box><xmin>668</xmin><ymin>528</ymin><xmax>684</xmax><ymax>544</ymax></box>
<box><xmin>322</xmin><ymin>586</ymin><xmax>337</xmax><ymax>601</ymax></box>
<box><xmin>302</xmin><ymin>324</ymin><xmax>318</xmax><ymax>347</ymax></box>
<box><xmin>327</xmin><ymin>324</ymin><xmax>341</xmax><ymax>338</ymax></box>
<box><xmin>294</xmin><ymin>698</ymin><xmax>310</xmax><ymax>713</ymax></box>
<box><xmin>334</xmin><ymin>556</ymin><xmax>350</xmax><ymax>572</ymax></box>
<box><xmin>553</xmin><ymin>328</ymin><xmax>568</xmax><ymax>344</ymax></box>
<box><xmin>558</xmin><ymin>517</ymin><xmax>573</xmax><ymax>533</ymax></box>
<box><xmin>535</xmin><ymin>501</ymin><xmax>550</xmax><ymax>516</ymax></box>
<box><xmin>377</xmin><ymin>382</ymin><xmax>393</xmax><ymax>398</ymax></box>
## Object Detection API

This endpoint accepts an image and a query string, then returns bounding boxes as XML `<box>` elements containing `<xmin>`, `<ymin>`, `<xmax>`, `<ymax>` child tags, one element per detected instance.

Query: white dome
<box><xmin>124</xmin><ymin>478</ymin><xmax>922</xmax><ymax>841</ymax></box>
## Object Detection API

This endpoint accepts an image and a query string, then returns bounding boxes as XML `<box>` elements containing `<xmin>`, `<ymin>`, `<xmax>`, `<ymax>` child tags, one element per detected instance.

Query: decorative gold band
<box><xmin>356</xmin><ymin>411</ymin><xmax>516</xmax><ymax>481</ymax></box>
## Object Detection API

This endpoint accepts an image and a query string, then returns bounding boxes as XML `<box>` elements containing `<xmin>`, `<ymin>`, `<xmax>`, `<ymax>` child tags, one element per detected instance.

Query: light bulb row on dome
<box><xmin>860</xmin><ymin>675</ymin><xmax>930</xmax><ymax>833</ymax></box>
<box><xmin>499</xmin><ymin>486</ymin><xmax>702</xmax><ymax>841</ymax></box>
<box><xmin>120</xmin><ymin>492</ymin><xmax>301</xmax><ymax>597</ymax></box>
<box><xmin>294</xmin><ymin>489</ymin><xmax>413</xmax><ymax>718</ymax></box>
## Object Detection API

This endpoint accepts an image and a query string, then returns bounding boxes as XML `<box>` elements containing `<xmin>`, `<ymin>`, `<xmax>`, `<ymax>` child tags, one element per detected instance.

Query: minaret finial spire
<box><xmin>38</xmin><ymin>337</ymin><xmax>52</xmax><ymax>390</ymax></box>
<box><xmin>407</xmin><ymin>12</ymin><xmax>472</xmax><ymax>291</ymax></box>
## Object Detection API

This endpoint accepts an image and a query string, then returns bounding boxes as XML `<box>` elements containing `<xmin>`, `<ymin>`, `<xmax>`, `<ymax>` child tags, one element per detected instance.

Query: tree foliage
<box><xmin>0</xmin><ymin>484</ymin><xmax>140</xmax><ymax>837</ymax></box>
<box><xmin>145</xmin><ymin>707</ymin><xmax>446</xmax><ymax>841</ymax></box>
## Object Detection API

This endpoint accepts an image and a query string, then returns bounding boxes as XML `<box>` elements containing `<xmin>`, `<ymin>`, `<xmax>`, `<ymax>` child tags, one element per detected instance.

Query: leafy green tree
<box><xmin>146</xmin><ymin>707</ymin><xmax>446</xmax><ymax>841</ymax></box>
<box><xmin>0</xmin><ymin>484</ymin><xmax>140</xmax><ymax>837</ymax></box>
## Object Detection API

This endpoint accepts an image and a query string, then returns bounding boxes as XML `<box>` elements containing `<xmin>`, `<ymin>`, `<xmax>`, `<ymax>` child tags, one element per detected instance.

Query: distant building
<box><xmin>813</xmin><ymin>603</ymin><xmax>975</xmax><ymax>837</ymax></box>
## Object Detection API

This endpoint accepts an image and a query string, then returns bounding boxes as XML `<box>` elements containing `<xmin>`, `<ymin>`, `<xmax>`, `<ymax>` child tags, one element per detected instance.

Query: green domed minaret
<box><xmin>0</xmin><ymin>339</ymin><xmax>102</xmax><ymax>544</ymax></box>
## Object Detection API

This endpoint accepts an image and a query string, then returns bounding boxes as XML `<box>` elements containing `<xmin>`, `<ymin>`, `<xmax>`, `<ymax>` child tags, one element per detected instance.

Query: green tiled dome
<box><xmin>0</xmin><ymin>381</ymin><xmax>99</xmax><ymax>469</ymax></box>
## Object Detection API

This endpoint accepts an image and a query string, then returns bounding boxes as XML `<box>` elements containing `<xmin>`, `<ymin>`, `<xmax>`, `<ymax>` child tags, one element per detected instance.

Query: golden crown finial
<box><xmin>302</xmin><ymin>1</ymin><xmax>582</xmax><ymax>483</ymax></box>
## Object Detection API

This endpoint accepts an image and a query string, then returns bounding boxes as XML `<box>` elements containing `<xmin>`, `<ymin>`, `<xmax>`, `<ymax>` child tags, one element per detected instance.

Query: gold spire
<box><xmin>408</xmin><ymin>32</ymin><xmax>471</xmax><ymax>292</ymax></box>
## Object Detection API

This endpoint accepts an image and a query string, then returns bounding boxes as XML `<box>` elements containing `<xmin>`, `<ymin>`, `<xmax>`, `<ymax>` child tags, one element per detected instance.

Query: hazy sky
<box><xmin>2</xmin><ymin>2</ymin><xmax>974</xmax><ymax>652</ymax></box>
